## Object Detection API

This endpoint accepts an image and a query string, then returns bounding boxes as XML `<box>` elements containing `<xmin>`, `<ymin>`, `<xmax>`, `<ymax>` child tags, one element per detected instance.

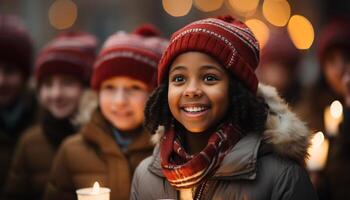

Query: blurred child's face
<box><xmin>0</xmin><ymin>63</ymin><xmax>25</xmax><ymax>108</ymax></box>
<box><xmin>323</xmin><ymin>49</ymin><xmax>350</xmax><ymax>97</ymax></box>
<box><xmin>39</xmin><ymin>74</ymin><xmax>84</xmax><ymax>119</ymax></box>
<box><xmin>168</xmin><ymin>52</ymin><xmax>230</xmax><ymax>133</ymax></box>
<box><xmin>99</xmin><ymin>76</ymin><xmax>149</xmax><ymax>132</ymax></box>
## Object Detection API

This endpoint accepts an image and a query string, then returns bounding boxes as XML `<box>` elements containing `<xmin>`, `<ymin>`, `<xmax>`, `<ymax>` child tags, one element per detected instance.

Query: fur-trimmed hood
<box><xmin>152</xmin><ymin>83</ymin><xmax>312</xmax><ymax>165</ymax></box>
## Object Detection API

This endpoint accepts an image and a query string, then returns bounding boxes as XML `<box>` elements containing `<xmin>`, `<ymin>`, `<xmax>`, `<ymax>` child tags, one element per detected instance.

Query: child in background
<box><xmin>2</xmin><ymin>32</ymin><xmax>97</xmax><ymax>200</ymax></box>
<box><xmin>0</xmin><ymin>15</ymin><xmax>36</xmax><ymax>190</ymax></box>
<box><xmin>131</xmin><ymin>16</ymin><xmax>317</xmax><ymax>200</ymax></box>
<box><xmin>44</xmin><ymin>25</ymin><xmax>168</xmax><ymax>200</ymax></box>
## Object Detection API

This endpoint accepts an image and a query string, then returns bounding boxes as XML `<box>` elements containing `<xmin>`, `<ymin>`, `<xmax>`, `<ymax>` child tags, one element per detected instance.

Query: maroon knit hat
<box><xmin>317</xmin><ymin>16</ymin><xmax>350</xmax><ymax>65</ymax></box>
<box><xmin>91</xmin><ymin>24</ymin><xmax>169</xmax><ymax>90</ymax></box>
<box><xmin>0</xmin><ymin>15</ymin><xmax>33</xmax><ymax>76</ymax></box>
<box><xmin>158</xmin><ymin>15</ymin><xmax>260</xmax><ymax>93</ymax></box>
<box><xmin>260</xmin><ymin>28</ymin><xmax>300</xmax><ymax>69</ymax></box>
<box><xmin>35</xmin><ymin>31</ymin><xmax>97</xmax><ymax>85</ymax></box>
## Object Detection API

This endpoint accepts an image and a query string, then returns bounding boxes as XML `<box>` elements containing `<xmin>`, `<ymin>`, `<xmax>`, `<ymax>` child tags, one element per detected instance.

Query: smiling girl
<box><xmin>131</xmin><ymin>16</ymin><xmax>317</xmax><ymax>200</ymax></box>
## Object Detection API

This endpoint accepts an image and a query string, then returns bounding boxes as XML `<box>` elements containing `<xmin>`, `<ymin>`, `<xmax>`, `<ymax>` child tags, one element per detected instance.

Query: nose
<box><xmin>183</xmin><ymin>80</ymin><xmax>202</xmax><ymax>98</ymax></box>
<box><xmin>50</xmin><ymin>82</ymin><xmax>63</xmax><ymax>98</ymax></box>
<box><xmin>112</xmin><ymin>87</ymin><xmax>128</xmax><ymax>106</ymax></box>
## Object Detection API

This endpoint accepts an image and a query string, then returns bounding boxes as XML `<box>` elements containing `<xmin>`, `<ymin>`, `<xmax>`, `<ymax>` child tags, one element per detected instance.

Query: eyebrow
<box><xmin>199</xmin><ymin>65</ymin><xmax>225</xmax><ymax>73</ymax></box>
<box><xmin>169</xmin><ymin>65</ymin><xmax>187</xmax><ymax>73</ymax></box>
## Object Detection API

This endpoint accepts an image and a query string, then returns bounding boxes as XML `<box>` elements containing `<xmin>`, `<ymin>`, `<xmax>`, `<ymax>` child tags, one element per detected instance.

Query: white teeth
<box><xmin>183</xmin><ymin>107</ymin><xmax>207</xmax><ymax>112</ymax></box>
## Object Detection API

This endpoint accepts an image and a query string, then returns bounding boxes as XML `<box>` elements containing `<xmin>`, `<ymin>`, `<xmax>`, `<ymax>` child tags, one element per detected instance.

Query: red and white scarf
<box><xmin>160</xmin><ymin>123</ymin><xmax>242</xmax><ymax>189</ymax></box>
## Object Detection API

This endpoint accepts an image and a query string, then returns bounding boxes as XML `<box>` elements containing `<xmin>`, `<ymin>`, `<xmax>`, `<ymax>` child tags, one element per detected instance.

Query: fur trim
<box><xmin>151</xmin><ymin>83</ymin><xmax>312</xmax><ymax>165</ymax></box>
<box><xmin>257</xmin><ymin>84</ymin><xmax>311</xmax><ymax>165</ymax></box>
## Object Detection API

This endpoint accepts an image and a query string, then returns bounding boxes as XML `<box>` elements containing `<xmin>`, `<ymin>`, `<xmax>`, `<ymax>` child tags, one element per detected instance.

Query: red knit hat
<box><xmin>158</xmin><ymin>15</ymin><xmax>260</xmax><ymax>93</ymax></box>
<box><xmin>35</xmin><ymin>31</ymin><xmax>97</xmax><ymax>85</ymax></box>
<box><xmin>317</xmin><ymin>16</ymin><xmax>350</xmax><ymax>65</ymax></box>
<box><xmin>91</xmin><ymin>24</ymin><xmax>169</xmax><ymax>90</ymax></box>
<box><xmin>0</xmin><ymin>15</ymin><xmax>33</xmax><ymax>76</ymax></box>
<box><xmin>260</xmin><ymin>28</ymin><xmax>300</xmax><ymax>69</ymax></box>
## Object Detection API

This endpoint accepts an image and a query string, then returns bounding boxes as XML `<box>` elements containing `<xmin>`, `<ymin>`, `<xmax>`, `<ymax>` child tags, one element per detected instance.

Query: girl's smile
<box><xmin>168</xmin><ymin>51</ymin><xmax>230</xmax><ymax>133</ymax></box>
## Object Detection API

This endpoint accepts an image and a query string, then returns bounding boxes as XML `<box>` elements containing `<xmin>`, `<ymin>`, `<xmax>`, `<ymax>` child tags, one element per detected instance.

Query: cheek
<box><xmin>130</xmin><ymin>94</ymin><xmax>148</xmax><ymax>117</ymax></box>
<box><xmin>39</xmin><ymin>88</ymin><xmax>49</xmax><ymax>106</ymax></box>
<box><xmin>168</xmin><ymin>86</ymin><xmax>181</xmax><ymax>116</ymax></box>
<box><xmin>64</xmin><ymin>86</ymin><xmax>84</xmax><ymax>102</ymax></box>
<box><xmin>99</xmin><ymin>93</ymin><xmax>112</xmax><ymax>112</ymax></box>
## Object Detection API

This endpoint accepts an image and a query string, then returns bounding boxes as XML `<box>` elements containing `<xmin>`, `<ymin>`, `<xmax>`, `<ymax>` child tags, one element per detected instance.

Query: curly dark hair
<box><xmin>144</xmin><ymin>74</ymin><xmax>269</xmax><ymax>135</ymax></box>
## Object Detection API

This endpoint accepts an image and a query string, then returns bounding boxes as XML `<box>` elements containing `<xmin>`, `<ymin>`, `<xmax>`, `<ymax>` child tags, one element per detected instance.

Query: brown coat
<box><xmin>0</xmin><ymin>91</ymin><xmax>38</xmax><ymax>189</ymax></box>
<box><xmin>2</xmin><ymin>125</ymin><xmax>56</xmax><ymax>200</ymax></box>
<box><xmin>43</xmin><ymin>110</ymin><xmax>154</xmax><ymax>200</ymax></box>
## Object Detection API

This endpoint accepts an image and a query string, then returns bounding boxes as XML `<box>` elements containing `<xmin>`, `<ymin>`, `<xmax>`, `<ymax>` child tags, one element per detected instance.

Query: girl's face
<box><xmin>99</xmin><ymin>76</ymin><xmax>149</xmax><ymax>132</ymax></box>
<box><xmin>39</xmin><ymin>74</ymin><xmax>84</xmax><ymax>119</ymax></box>
<box><xmin>168</xmin><ymin>52</ymin><xmax>230</xmax><ymax>133</ymax></box>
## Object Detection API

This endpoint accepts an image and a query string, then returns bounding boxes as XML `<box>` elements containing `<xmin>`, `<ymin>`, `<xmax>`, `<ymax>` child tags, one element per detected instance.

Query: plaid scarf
<box><xmin>160</xmin><ymin>123</ymin><xmax>242</xmax><ymax>189</ymax></box>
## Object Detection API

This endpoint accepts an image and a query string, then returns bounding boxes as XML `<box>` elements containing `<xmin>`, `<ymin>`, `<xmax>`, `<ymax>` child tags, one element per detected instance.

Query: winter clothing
<box><xmin>91</xmin><ymin>24</ymin><xmax>168</xmax><ymax>90</ymax></box>
<box><xmin>1</xmin><ymin>90</ymin><xmax>95</xmax><ymax>199</ymax></box>
<box><xmin>43</xmin><ymin>110</ymin><xmax>154</xmax><ymax>200</ymax></box>
<box><xmin>157</xmin><ymin>15</ymin><xmax>260</xmax><ymax>93</ymax></box>
<box><xmin>161</xmin><ymin>122</ymin><xmax>242</xmax><ymax>189</ymax></box>
<box><xmin>35</xmin><ymin>31</ymin><xmax>97</xmax><ymax>85</ymax></box>
<box><xmin>0</xmin><ymin>15</ymin><xmax>33</xmax><ymax>75</ymax></box>
<box><xmin>0</xmin><ymin>91</ymin><xmax>38</xmax><ymax>189</ymax></box>
<box><xmin>317</xmin><ymin>16</ymin><xmax>350</xmax><ymax>64</ymax></box>
<box><xmin>260</xmin><ymin>28</ymin><xmax>300</xmax><ymax>68</ymax></box>
<box><xmin>1</xmin><ymin>114</ymin><xmax>77</xmax><ymax>200</ymax></box>
<box><xmin>131</xmin><ymin>84</ymin><xmax>317</xmax><ymax>200</ymax></box>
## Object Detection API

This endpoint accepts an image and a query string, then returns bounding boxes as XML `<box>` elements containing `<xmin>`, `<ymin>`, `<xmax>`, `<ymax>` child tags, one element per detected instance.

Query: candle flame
<box><xmin>330</xmin><ymin>100</ymin><xmax>343</xmax><ymax>118</ymax></box>
<box><xmin>92</xmin><ymin>181</ymin><xmax>100</xmax><ymax>194</ymax></box>
<box><xmin>311</xmin><ymin>131</ymin><xmax>324</xmax><ymax>147</ymax></box>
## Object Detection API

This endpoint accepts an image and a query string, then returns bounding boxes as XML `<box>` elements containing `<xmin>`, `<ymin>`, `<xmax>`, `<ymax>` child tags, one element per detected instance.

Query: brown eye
<box><xmin>204</xmin><ymin>74</ymin><xmax>219</xmax><ymax>82</ymax></box>
<box><xmin>172</xmin><ymin>75</ymin><xmax>185</xmax><ymax>83</ymax></box>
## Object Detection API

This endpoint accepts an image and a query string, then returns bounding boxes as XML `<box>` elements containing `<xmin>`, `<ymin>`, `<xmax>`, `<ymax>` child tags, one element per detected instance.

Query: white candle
<box><xmin>76</xmin><ymin>182</ymin><xmax>110</xmax><ymax>200</ymax></box>
<box><xmin>307</xmin><ymin>131</ymin><xmax>329</xmax><ymax>171</ymax></box>
<box><xmin>324</xmin><ymin>100</ymin><xmax>343</xmax><ymax>136</ymax></box>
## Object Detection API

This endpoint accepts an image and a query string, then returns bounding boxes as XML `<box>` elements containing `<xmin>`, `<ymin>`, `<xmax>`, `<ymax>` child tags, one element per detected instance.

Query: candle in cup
<box><xmin>324</xmin><ymin>100</ymin><xmax>343</xmax><ymax>137</ymax></box>
<box><xmin>306</xmin><ymin>131</ymin><xmax>329</xmax><ymax>171</ymax></box>
<box><xmin>76</xmin><ymin>181</ymin><xmax>110</xmax><ymax>200</ymax></box>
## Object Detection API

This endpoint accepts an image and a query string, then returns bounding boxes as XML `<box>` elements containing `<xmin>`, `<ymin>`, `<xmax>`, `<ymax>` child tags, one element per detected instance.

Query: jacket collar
<box><xmin>82</xmin><ymin>110</ymin><xmax>153</xmax><ymax>156</ymax></box>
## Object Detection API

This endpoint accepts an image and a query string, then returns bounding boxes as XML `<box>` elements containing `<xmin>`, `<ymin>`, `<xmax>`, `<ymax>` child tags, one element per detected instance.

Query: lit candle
<box><xmin>306</xmin><ymin>131</ymin><xmax>329</xmax><ymax>171</ymax></box>
<box><xmin>76</xmin><ymin>181</ymin><xmax>110</xmax><ymax>200</ymax></box>
<box><xmin>324</xmin><ymin>100</ymin><xmax>343</xmax><ymax>137</ymax></box>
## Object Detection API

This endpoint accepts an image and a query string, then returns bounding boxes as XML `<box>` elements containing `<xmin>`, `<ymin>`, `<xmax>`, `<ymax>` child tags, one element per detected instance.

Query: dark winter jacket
<box><xmin>43</xmin><ymin>110</ymin><xmax>154</xmax><ymax>200</ymax></box>
<box><xmin>0</xmin><ymin>91</ymin><xmax>37</xmax><ymax>189</ymax></box>
<box><xmin>131</xmin><ymin>84</ymin><xmax>318</xmax><ymax>200</ymax></box>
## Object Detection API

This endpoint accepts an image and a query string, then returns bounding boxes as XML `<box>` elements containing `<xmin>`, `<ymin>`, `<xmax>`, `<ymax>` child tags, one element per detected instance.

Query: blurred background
<box><xmin>0</xmin><ymin>0</ymin><xmax>349</xmax><ymax>88</ymax></box>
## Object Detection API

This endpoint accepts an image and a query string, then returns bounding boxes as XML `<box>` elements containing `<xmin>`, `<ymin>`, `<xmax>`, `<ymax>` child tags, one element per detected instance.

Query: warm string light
<box><xmin>228</xmin><ymin>0</ymin><xmax>260</xmax><ymax>17</ymax></box>
<box><xmin>193</xmin><ymin>0</ymin><xmax>224</xmax><ymax>12</ymax></box>
<box><xmin>324</xmin><ymin>100</ymin><xmax>343</xmax><ymax>136</ymax></box>
<box><xmin>49</xmin><ymin>0</ymin><xmax>77</xmax><ymax>30</ymax></box>
<box><xmin>262</xmin><ymin>0</ymin><xmax>291</xmax><ymax>27</ymax></box>
<box><xmin>162</xmin><ymin>0</ymin><xmax>192</xmax><ymax>17</ymax></box>
<box><xmin>245</xmin><ymin>19</ymin><xmax>270</xmax><ymax>48</ymax></box>
<box><xmin>287</xmin><ymin>15</ymin><xmax>314</xmax><ymax>50</ymax></box>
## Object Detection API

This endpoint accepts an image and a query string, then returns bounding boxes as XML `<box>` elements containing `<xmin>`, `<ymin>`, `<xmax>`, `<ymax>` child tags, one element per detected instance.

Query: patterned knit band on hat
<box><xmin>35</xmin><ymin>31</ymin><xmax>98</xmax><ymax>85</ymax></box>
<box><xmin>91</xmin><ymin>24</ymin><xmax>169</xmax><ymax>90</ymax></box>
<box><xmin>158</xmin><ymin>15</ymin><xmax>260</xmax><ymax>94</ymax></box>
<box><xmin>0</xmin><ymin>15</ymin><xmax>33</xmax><ymax>76</ymax></box>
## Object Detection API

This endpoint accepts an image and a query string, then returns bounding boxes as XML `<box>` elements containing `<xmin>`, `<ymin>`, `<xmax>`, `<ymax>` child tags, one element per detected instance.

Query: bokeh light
<box><xmin>287</xmin><ymin>15</ymin><xmax>314</xmax><ymax>49</ymax></box>
<box><xmin>162</xmin><ymin>0</ymin><xmax>193</xmax><ymax>17</ymax></box>
<box><xmin>228</xmin><ymin>0</ymin><xmax>259</xmax><ymax>17</ymax></box>
<box><xmin>194</xmin><ymin>0</ymin><xmax>224</xmax><ymax>12</ymax></box>
<box><xmin>245</xmin><ymin>19</ymin><xmax>270</xmax><ymax>48</ymax></box>
<box><xmin>263</xmin><ymin>0</ymin><xmax>291</xmax><ymax>27</ymax></box>
<box><xmin>49</xmin><ymin>0</ymin><xmax>77</xmax><ymax>30</ymax></box>
<box><xmin>330</xmin><ymin>100</ymin><xmax>343</xmax><ymax>118</ymax></box>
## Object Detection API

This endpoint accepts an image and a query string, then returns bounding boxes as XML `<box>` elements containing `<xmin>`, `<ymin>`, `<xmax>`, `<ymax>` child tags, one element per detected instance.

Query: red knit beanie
<box><xmin>35</xmin><ymin>31</ymin><xmax>97</xmax><ymax>85</ymax></box>
<box><xmin>158</xmin><ymin>15</ymin><xmax>260</xmax><ymax>93</ymax></box>
<box><xmin>317</xmin><ymin>16</ymin><xmax>350</xmax><ymax>65</ymax></box>
<box><xmin>0</xmin><ymin>15</ymin><xmax>33</xmax><ymax>76</ymax></box>
<box><xmin>260</xmin><ymin>28</ymin><xmax>300</xmax><ymax>69</ymax></box>
<box><xmin>91</xmin><ymin>24</ymin><xmax>169</xmax><ymax>90</ymax></box>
